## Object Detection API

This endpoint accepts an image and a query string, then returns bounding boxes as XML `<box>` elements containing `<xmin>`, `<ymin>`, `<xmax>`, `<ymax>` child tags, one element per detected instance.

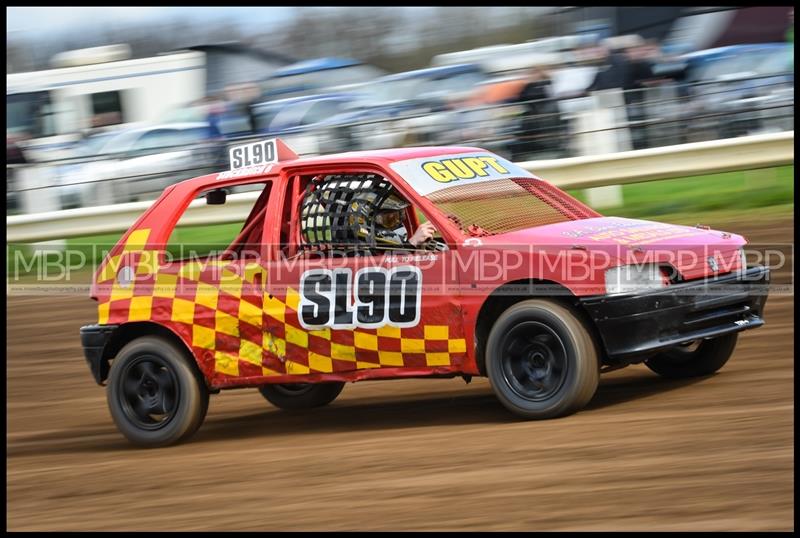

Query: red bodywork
<box><xmin>91</xmin><ymin>145</ymin><xmax>747</xmax><ymax>390</ymax></box>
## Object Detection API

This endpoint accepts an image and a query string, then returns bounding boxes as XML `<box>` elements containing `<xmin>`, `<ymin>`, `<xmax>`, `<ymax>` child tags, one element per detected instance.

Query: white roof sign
<box><xmin>229</xmin><ymin>139</ymin><xmax>278</xmax><ymax>171</ymax></box>
<box><xmin>389</xmin><ymin>152</ymin><xmax>534</xmax><ymax>196</ymax></box>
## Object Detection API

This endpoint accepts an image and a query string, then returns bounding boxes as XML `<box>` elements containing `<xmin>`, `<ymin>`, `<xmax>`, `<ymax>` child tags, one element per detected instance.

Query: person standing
<box><xmin>511</xmin><ymin>65</ymin><xmax>564</xmax><ymax>159</ymax></box>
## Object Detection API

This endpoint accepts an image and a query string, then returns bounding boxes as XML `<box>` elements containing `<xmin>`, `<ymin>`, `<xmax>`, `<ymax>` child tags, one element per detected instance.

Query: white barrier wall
<box><xmin>6</xmin><ymin>131</ymin><xmax>795</xmax><ymax>243</ymax></box>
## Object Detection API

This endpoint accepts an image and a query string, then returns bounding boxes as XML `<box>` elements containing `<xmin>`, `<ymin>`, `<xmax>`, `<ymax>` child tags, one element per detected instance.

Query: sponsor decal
<box><xmin>421</xmin><ymin>156</ymin><xmax>509</xmax><ymax>183</ymax></box>
<box><xmin>389</xmin><ymin>152</ymin><xmax>534</xmax><ymax>196</ymax></box>
<box><xmin>217</xmin><ymin>163</ymin><xmax>273</xmax><ymax>180</ymax></box>
<box><xmin>560</xmin><ymin>219</ymin><xmax>705</xmax><ymax>246</ymax></box>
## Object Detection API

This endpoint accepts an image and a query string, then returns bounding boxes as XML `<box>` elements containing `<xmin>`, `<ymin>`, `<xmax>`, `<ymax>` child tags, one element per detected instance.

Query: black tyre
<box><xmin>485</xmin><ymin>299</ymin><xmax>599</xmax><ymax>419</ymax></box>
<box><xmin>107</xmin><ymin>336</ymin><xmax>209</xmax><ymax>448</ymax></box>
<box><xmin>258</xmin><ymin>382</ymin><xmax>345</xmax><ymax>410</ymax></box>
<box><xmin>644</xmin><ymin>333</ymin><xmax>738</xmax><ymax>379</ymax></box>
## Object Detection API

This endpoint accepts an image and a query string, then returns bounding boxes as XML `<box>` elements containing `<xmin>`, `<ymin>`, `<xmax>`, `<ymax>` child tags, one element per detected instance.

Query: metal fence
<box><xmin>7</xmin><ymin>72</ymin><xmax>794</xmax><ymax>216</ymax></box>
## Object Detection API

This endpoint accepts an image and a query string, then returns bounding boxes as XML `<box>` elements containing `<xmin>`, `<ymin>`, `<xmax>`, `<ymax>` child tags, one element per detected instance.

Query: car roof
<box><xmin>121</xmin><ymin>122</ymin><xmax>211</xmax><ymax>135</ymax></box>
<box><xmin>682</xmin><ymin>43</ymin><xmax>788</xmax><ymax>62</ymax></box>
<box><xmin>253</xmin><ymin>93</ymin><xmax>360</xmax><ymax>108</ymax></box>
<box><xmin>174</xmin><ymin>145</ymin><xmax>484</xmax><ymax>191</ymax></box>
<box><xmin>270</xmin><ymin>57</ymin><xmax>363</xmax><ymax>78</ymax></box>
<box><xmin>379</xmin><ymin>63</ymin><xmax>483</xmax><ymax>82</ymax></box>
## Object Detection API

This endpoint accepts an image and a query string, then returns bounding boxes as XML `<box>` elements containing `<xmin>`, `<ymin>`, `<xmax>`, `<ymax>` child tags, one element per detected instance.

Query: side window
<box><xmin>132</xmin><ymin>129</ymin><xmax>173</xmax><ymax>152</ymax></box>
<box><xmin>252</xmin><ymin>104</ymin><xmax>281</xmax><ymax>132</ymax></box>
<box><xmin>286</xmin><ymin>172</ymin><xmax>432</xmax><ymax>259</ymax></box>
<box><xmin>90</xmin><ymin>90</ymin><xmax>125</xmax><ymax>127</ymax></box>
<box><xmin>270</xmin><ymin>101</ymin><xmax>312</xmax><ymax>131</ymax></box>
<box><xmin>165</xmin><ymin>181</ymin><xmax>272</xmax><ymax>264</ymax></box>
<box><xmin>301</xmin><ymin>100</ymin><xmax>344</xmax><ymax>126</ymax></box>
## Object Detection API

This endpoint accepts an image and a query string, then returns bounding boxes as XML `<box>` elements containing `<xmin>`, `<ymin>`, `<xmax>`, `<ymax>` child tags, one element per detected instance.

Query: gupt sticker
<box><xmin>389</xmin><ymin>152</ymin><xmax>534</xmax><ymax>196</ymax></box>
<box><xmin>298</xmin><ymin>266</ymin><xmax>422</xmax><ymax>330</ymax></box>
<box><xmin>421</xmin><ymin>156</ymin><xmax>509</xmax><ymax>183</ymax></box>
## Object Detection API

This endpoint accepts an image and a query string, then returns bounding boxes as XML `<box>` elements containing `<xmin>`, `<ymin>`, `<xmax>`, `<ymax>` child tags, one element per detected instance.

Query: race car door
<box><xmin>262</xmin><ymin>168</ymin><xmax>469</xmax><ymax>379</ymax></box>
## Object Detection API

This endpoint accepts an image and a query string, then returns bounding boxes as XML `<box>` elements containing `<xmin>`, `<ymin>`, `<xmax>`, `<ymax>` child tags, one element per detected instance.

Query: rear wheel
<box><xmin>485</xmin><ymin>299</ymin><xmax>599</xmax><ymax>419</ymax></box>
<box><xmin>258</xmin><ymin>382</ymin><xmax>345</xmax><ymax>410</ymax></box>
<box><xmin>644</xmin><ymin>333</ymin><xmax>738</xmax><ymax>378</ymax></box>
<box><xmin>107</xmin><ymin>336</ymin><xmax>209</xmax><ymax>448</ymax></box>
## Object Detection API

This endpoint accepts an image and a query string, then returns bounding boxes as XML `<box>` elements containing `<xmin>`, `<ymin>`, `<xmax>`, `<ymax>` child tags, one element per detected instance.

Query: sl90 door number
<box><xmin>298</xmin><ymin>266</ymin><xmax>422</xmax><ymax>329</ymax></box>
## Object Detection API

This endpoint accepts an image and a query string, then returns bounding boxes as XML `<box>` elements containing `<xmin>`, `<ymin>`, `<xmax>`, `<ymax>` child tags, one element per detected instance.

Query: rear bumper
<box><xmin>80</xmin><ymin>324</ymin><xmax>118</xmax><ymax>385</ymax></box>
<box><xmin>580</xmin><ymin>266</ymin><xmax>770</xmax><ymax>361</ymax></box>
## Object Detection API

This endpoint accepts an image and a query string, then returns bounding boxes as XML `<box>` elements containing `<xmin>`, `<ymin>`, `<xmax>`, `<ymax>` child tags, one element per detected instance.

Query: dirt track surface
<box><xmin>7</xmin><ymin>221</ymin><xmax>794</xmax><ymax>531</ymax></box>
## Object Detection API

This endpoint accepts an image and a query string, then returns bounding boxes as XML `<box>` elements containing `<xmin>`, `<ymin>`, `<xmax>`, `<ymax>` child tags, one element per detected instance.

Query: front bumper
<box><xmin>580</xmin><ymin>266</ymin><xmax>770</xmax><ymax>361</ymax></box>
<box><xmin>80</xmin><ymin>324</ymin><xmax>118</xmax><ymax>384</ymax></box>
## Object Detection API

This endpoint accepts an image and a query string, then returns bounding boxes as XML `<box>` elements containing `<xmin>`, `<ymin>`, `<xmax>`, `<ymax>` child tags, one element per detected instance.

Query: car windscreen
<box><xmin>131</xmin><ymin>127</ymin><xmax>211</xmax><ymax>151</ymax></box>
<box><xmin>425</xmin><ymin>178</ymin><xmax>601</xmax><ymax>236</ymax></box>
<box><xmin>74</xmin><ymin>132</ymin><xmax>120</xmax><ymax>157</ymax></box>
<box><xmin>389</xmin><ymin>152</ymin><xmax>599</xmax><ymax>236</ymax></box>
<box><xmin>252</xmin><ymin>103</ymin><xmax>284</xmax><ymax>132</ymax></box>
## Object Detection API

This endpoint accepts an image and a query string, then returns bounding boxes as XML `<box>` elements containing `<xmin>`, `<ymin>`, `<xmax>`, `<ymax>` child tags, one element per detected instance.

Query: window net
<box><xmin>426</xmin><ymin>177</ymin><xmax>601</xmax><ymax>236</ymax></box>
<box><xmin>298</xmin><ymin>173</ymin><xmax>396</xmax><ymax>250</ymax></box>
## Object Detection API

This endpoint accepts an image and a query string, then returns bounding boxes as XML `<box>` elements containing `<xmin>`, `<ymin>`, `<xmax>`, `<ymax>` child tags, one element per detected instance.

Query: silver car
<box><xmin>56</xmin><ymin>122</ymin><xmax>222</xmax><ymax>208</ymax></box>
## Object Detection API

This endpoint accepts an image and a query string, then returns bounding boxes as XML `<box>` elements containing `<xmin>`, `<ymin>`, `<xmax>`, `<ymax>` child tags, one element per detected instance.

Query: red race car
<box><xmin>80</xmin><ymin>138</ymin><xmax>769</xmax><ymax>447</ymax></box>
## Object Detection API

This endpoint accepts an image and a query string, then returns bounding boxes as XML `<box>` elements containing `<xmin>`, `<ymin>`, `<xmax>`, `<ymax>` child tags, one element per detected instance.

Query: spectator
<box><xmin>625</xmin><ymin>37</ymin><xmax>660</xmax><ymax>149</ymax></box>
<box><xmin>509</xmin><ymin>65</ymin><xmax>566</xmax><ymax>160</ymax></box>
<box><xmin>586</xmin><ymin>40</ymin><xmax>633</xmax><ymax>92</ymax></box>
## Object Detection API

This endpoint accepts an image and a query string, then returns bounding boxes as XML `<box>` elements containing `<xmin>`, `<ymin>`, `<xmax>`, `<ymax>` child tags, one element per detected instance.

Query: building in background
<box><xmin>187</xmin><ymin>43</ymin><xmax>295</xmax><ymax>96</ymax></box>
<box><xmin>6</xmin><ymin>46</ymin><xmax>207</xmax><ymax>160</ymax></box>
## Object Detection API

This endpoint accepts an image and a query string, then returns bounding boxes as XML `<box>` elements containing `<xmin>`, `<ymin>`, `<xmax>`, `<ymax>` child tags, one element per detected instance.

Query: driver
<box><xmin>373</xmin><ymin>196</ymin><xmax>438</xmax><ymax>248</ymax></box>
<box><xmin>346</xmin><ymin>191</ymin><xmax>439</xmax><ymax>250</ymax></box>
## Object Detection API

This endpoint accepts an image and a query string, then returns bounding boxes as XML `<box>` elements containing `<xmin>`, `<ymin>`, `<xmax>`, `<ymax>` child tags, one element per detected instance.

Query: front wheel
<box><xmin>107</xmin><ymin>336</ymin><xmax>209</xmax><ymax>448</ymax></box>
<box><xmin>485</xmin><ymin>299</ymin><xmax>599</xmax><ymax>419</ymax></box>
<box><xmin>258</xmin><ymin>382</ymin><xmax>345</xmax><ymax>410</ymax></box>
<box><xmin>644</xmin><ymin>333</ymin><xmax>738</xmax><ymax>378</ymax></box>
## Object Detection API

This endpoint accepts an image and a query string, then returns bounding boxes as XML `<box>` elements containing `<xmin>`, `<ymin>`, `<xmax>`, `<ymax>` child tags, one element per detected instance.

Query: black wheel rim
<box><xmin>273</xmin><ymin>383</ymin><xmax>314</xmax><ymax>396</ymax></box>
<box><xmin>119</xmin><ymin>355</ymin><xmax>179</xmax><ymax>430</ymax></box>
<box><xmin>500</xmin><ymin>321</ymin><xmax>568</xmax><ymax>401</ymax></box>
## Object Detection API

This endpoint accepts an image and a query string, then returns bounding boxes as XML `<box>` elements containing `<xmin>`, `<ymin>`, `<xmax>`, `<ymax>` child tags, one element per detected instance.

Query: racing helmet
<box><xmin>299</xmin><ymin>173</ymin><xmax>401</xmax><ymax>248</ymax></box>
<box><xmin>348</xmin><ymin>192</ymin><xmax>410</xmax><ymax>247</ymax></box>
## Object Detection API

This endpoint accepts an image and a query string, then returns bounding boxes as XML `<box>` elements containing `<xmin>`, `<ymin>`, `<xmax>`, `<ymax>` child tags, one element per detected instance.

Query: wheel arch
<box><xmin>473</xmin><ymin>278</ymin><xmax>604</xmax><ymax>376</ymax></box>
<box><xmin>100</xmin><ymin>322</ymin><xmax>207</xmax><ymax>386</ymax></box>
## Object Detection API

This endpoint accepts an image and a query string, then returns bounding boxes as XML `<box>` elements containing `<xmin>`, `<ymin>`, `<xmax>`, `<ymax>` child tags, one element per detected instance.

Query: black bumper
<box><xmin>580</xmin><ymin>266</ymin><xmax>770</xmax><ymax>361</ymax></box>
<box><xmin>80</xmin><ymin>324</ymin><xmax>118</xmax><ymax>385</ymax></box>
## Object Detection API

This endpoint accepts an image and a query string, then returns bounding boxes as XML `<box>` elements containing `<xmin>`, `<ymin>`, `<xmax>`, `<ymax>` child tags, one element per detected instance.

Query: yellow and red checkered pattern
<box><xmin>96</xmin><ymin>228</ymin><xmax>468</xmax><ymax>384</ymax></box>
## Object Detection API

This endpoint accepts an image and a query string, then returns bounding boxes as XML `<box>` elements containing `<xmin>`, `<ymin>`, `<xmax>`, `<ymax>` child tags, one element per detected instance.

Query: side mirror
<box><xmin>206</xmin><ymin>188</ymin><xmax>228</xmax><ymax>205</ymax></box>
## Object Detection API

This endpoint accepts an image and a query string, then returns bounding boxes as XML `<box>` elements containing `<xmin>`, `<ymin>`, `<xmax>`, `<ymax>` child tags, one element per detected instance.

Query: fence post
<box><xmin>17</xmin><ymin>165</ymin><xmax>66</xmax><ymax>251</ymax></box>
<box><xmin>581</xmin><ymin>89</ymin><xmax>626</xmax><ymax>209</ymax></box>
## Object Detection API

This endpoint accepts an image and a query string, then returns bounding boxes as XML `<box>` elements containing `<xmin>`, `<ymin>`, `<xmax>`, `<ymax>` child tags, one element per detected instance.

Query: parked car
<box><xmin>681</xmin><ymin>44</ymin><xmax>794</xmax><ymax>140</ymax></box>
<box><xmin>319</xmin><ymin>64</ymin><xmax>488</xmax><ymax>151</ymax></box>
<box><xmin>55</xmin><ymin>122</ymin><xmax>223</xmax><ymax>208</ymax></box>
<box><xmin>261</xmin><ymin>57</ymin><xmax>386</xmax><ymax>99</ymax></box>
<box><xmin>250</xmin><ymin>93</ymin><xmax>366</xmax><ymax>155</ymax></box>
